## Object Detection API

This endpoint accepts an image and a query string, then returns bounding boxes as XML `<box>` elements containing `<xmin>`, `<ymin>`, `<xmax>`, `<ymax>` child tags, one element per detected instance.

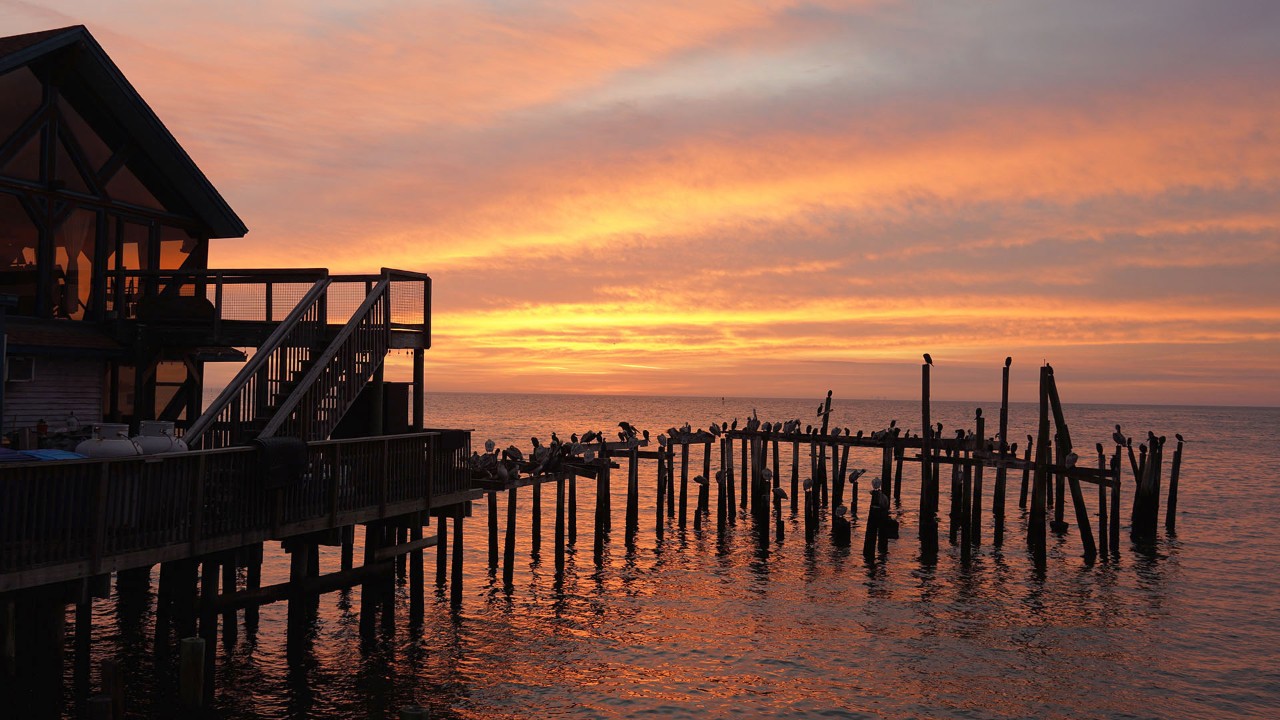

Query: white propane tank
<box><xmin>132</xmin><ymin>420</ymin><xmax>189</xmax><ymax>455</ymax></box>
<box><xmin>75</xmin><ymin>423</ymin><xmax>143</xmax><ymax>458</ymax></box>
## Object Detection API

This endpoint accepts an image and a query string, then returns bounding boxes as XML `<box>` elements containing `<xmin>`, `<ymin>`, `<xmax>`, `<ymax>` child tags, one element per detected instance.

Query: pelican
<box><xmin>503</xmin><ymin>446</ymin><xmax>524</xmax><ymax>463</ymax></box>
<box><xmin>731</xmin><ymin>418</ymin><xmax>738</xmax><ymax>431</ymax></box>
<box><xmin>834</xmin><ymin>505</ymin><xmax>847</xmax><ymax>519</ymax></box>
<box><xmin>658</xmin><ymin>434</ymin><xmax>668</xmax><ymax>448</ymax></box>
<box><xmin>803</xmin><ymin>478</ymin><xmax>813</xmax><ymax>491</ymax></box>
<box><xmin>581</xmin><ymin>430</ymin><xmax>600</xmax><ymax>444</ymax></box>
<box><xmin>762</xmin><ymin>468</ymin><xmax>773</xmax><ymax>482</ymax></box>
<box><xmin>715</xmin><ymin>470</ymin><xmax>725</xmax><ymax>484</ymax></box>
<box><xmin>848</xmin><ymin>468</ymin><xmax>867</xmax><ymax>481</ymax></box>
<box><xmin>710</xmin><ymin>422</ymin><xmax>722</xmax><ymax>436</ymax></box>
<box><xmin>855</xmin><ymin>430</ymin><xmax>863</xmax><ymax>439</ymax></box>
<box><xmin>889</xmin><ymin>419</ymin><xmax>897</xmax><ymax>429</ymax></box>
<box><xmin>871</xmin><ymin>477</ymin><xmax>882</xmax><ymax>491</ymax></box>
<box><xmin>1065</xmin><ymin>452</ymin><xmax>1078</xmax><ymax>468</ymax></box>
<box><xmin>773</xmin><ymin>487</ymin><xmax>788</xmax><ymax>500</ymax></box>
<box><xmin>618</xmin><ymin>421</ymin><xmax>638</xmax><ymax>438</ymax></box>
<box><xmin>1176</xmin><ymin>433</ymin><xmax>1184</xmax><ymax>443</ymax></box>
<box><xmin>551</xmin><ymin>432</ymin><xmax>560</xmax><ymax>445</ymax></box>
<box><xmin>693</xmin><ymin>475</ymin><xmax>707</xmax><ymax>486</ymax></box>
<box><xmin>484</xmin><ymin>439</ymin><xmax>496</xmax><ymax>453</ymax></box>
<box><xmin>923</xmin><ymin>353</ymin><xmax>933</xmax><ymax>366</ymax></box>
<box><xmin>1005</xmin><ymin>356</ymin><xmax>1012</xmax><ymax>368</ymax></box>
<box><xmin>762</xmin><ymin>421</ymin><xmax>773</xmax><ymax>433</ymax></box>
<box><xmin>1095</xmin><ymin>442</ymin><xmax>1104</xmax><ymax>455</ymax></box>
<box><xmin>643</xmin><ymin>429</ymin><xmax>650</xmax><ymax>443</ymax></box>
<box><xmin>817</xmin><ymin>404</ymin><xmax>825</xmax><ymax>417</ymax></box>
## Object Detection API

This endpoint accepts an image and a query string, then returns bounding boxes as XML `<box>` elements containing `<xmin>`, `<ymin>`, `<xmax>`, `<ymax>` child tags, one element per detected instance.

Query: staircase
<box><xmin>185</xmin><ymin>271</ymin><xmax>409</xmax><ymax>449</ymax></box>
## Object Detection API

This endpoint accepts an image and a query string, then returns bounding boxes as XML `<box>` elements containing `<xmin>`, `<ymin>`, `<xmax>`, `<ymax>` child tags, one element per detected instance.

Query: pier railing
<box><xmin>0</xmin><ymin>430</ymin><xmax>470</xmax><ymax>593</ymax></box>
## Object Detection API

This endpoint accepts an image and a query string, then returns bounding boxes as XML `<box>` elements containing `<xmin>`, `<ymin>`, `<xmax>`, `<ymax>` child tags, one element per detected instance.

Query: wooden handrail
<box><xmin>259</xmin><ymin>275</ymin><xmax>392</xmax><ymax>440</ymax></box>
<box><xmin>183</xmin><ymin>277</ymin><xmax>332</xmax><ymax>448</ymax></box>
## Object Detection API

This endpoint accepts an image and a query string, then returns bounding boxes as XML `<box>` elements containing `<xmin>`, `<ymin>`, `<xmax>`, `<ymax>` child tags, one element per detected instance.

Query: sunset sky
<box><xmin>6</xmin><ymin>1</ymin><xmax>1278</xmax><ymax>406</ymax></box>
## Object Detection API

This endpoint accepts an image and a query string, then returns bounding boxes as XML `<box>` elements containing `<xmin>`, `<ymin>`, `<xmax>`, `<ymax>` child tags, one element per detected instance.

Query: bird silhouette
<box><xmin>1176</xmin><ymin>433</ymin><xmax>1184</xmax><ymax>443</ymax></box>
<box><xmin>1005</xmin><ymin>356</ymin><xmax>1012</xmax><ymax>368</ymax></box>
<box><xmin>1112</xmin><ymin>425</ymin><xmax>1126</xmax><ymax>445</ymax></box>
<box><xmin>924</xmin><ymin>353</ymin><xmax>933</xmax><ymax>366</ymax></box>
<box><xmin>772</xmin><ymin>487</ymin><xmax>788</xmax><ymax>500</ymax></box>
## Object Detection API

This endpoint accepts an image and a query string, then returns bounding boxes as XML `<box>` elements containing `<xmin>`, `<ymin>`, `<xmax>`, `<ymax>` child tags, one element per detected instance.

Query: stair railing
<box><xmin>184</xmin><ymin>277</ymin><xmax>332</xmax><ymax>449</ymax></box>
<box><xmin>259</xmin><ymin>274</ymin><xmax>392</xmax><ymax>441</ymax></box>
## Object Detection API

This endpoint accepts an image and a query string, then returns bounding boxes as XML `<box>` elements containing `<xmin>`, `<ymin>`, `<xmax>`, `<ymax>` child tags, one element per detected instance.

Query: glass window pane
<box><xmin>106</xmin><ymin>165</ymin><xmax>162</xmax><ymax>210</ymax></box>
<box><xmin>54</xmin><ymin>208</ymin><xmax>97</xmax><ymax>320</ymax></box>
<box><xmin>0</xmin><ymin>193</ymin><xmax>39</xmax><ymax>315</ymax></box>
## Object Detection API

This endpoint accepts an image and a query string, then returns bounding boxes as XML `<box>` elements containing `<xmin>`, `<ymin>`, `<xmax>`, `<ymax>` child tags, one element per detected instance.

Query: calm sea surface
<box><xmin>79</xmin><ymin>393</ymin><xmax>1280</xmax><ymax>718</ymax></box>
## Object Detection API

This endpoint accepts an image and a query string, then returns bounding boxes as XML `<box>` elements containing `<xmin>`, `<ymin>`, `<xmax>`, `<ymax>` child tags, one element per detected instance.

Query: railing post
<box><xmin>213</xmin><ymin>272</ymin><xmax>224</xmax><ymax>341</ymax></box>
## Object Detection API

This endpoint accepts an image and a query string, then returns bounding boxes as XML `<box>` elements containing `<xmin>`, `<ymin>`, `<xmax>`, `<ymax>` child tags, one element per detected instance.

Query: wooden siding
<box><xmin>3</xmin><ymin>356</ymin><xmax>104</xmax><ymax>433</ymax></box>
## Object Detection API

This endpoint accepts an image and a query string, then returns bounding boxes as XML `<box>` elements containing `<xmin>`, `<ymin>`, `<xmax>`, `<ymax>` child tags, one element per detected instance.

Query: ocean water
<box><xmin>75</xmin><ymin>393</ymin><xmax>1280</xmax><ymax>718</ymax></box>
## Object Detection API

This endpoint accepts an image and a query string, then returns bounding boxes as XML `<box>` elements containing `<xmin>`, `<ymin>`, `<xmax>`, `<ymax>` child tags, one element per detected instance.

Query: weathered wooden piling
<box><xmin>340</xmin><ymin>525</ymin><xmax>354</xmax><ymax>571</ymax></box>
<box><xmin>532</xmin><ymin>479</ymin><xmax>542</xmax><ymax>554</ymax></box>
<box><xmin>179</xmin><ymin>636</ymin><xmax>204</xmax><ymax>708</ymax></box>
<box><xmin>410</xmin><ymin>523</ymin><xmax>425</xmax><ymax>619</ymax></box>
<box><xmin>892</xmin><ymin>441</ymin><xmax>904</xmax><ymax>502</ymax></box>
<box><xmin>656</xmin><ymin>445</ymin><xmax>666</xmax><ymax>539</ymax></box>
<box><xmin>724</xmin><ymin>435</ymin><xmax>736</xmax><ymax>524</ymax></box>
<box><xmin>569</xmin><ymin>474</ymin><xmax>578</xmax><ymax>545</ymax></box>
<box><xmin>717</xmin><ymin>441</ymin><xmax>728</xmax><ymax>534</ymax></box>
<box><xmin>488</xmin><ymin>492</ymin><xmax>499</xmax><ymax>571</ymax></box>
<box><xmin>970</xmin><ymin>410</ymin><xmax>985</xmax><ymax>546</ymax></box>
<box><xmin>993</xmin><ymin>358</ymin><xmax>1011</xmax><ymax>546</ymax></box>
<box><xmin>1109</xmin><ymin>449</ymin><xmax>1122</xmax><ymax>557</ymax></box>
<box><xmin>701</xmin><ymin>442</ymin><xmax>712</xmax><ymax>516</ymax></box>
<box><xmin>790</xmin><ymin>436</ymin><xmax>800</xmax><ymax>514</ymax></box>
<box><xmin>740</xmin><ymin>435</ymin><xmax>749</xmax><ymax>509</ymax></box>
<box><xmin>1166</xmin><ymin>435</ymin><xmax>1184</xmax><ymax>534</ymax></box>
<box><xmin>1096</xmin><ymin>444</ymin><xmax>1109</xmax><ymax>560</ymax></box>
<box><xmin>949</xmin><ymin>448</ymin><xmax>962</xmax><ymax>544</ymax></box>
<box><xmin>960</xmin><ymin>461</ymin><xmax>973</xmax><ymax>564</ymax></box>
<box><xmin>1019</xmin><ymin>436</ymin><xmax>1033</xmax><ymax>510</ymax></box>
<box><xmin>450</xmin><ymin>512</ymin><xmax>464</xmax><ymax>607</ymax></box>
<box><xmin>679</xmin><ymin>442</ymin><xmax>690</xmax><ymax>530</ymax></box>
<box><xmin>1029</xmin><ymin>368</ymin><xmax>1053</xmax><ymax>568</ymax></box>
<box><xmin>626</xmin><ymin>446</ymin><xmax>640</xmax><ymax>546</ymax></box>
<box><xmin>1046</xmin><ymin>369</ymin><xmax>1096</xmax><ymax>562</ymax></box>
<box><xmin>503</xmin><ymin>488</ymin><xmax>517</xmax><ymax>589</ymax></box>
<box><xmin>555</xmin><ymin>475</ymin><xmax>566</xmax><ymax>576</ymax></box>
<box><xmin>594</xmin><ymin>464</ymin><xmax>610</xmax><ymax>565</ymax></box>
<box><xmin>919</xmin><ymin>362</ymin><xmax>937</xmax><ymax>552</ymax></box>
<box><xmin>435</xmin><ymin>517</ymin><xmax>448</xmax><ymax>588</ymax></box>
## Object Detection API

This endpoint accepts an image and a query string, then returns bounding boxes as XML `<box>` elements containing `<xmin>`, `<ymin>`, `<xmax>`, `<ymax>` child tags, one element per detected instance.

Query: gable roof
<box><xmin>0</xmin><ymin>26</ymin><xmax>247</xmax><ymax>238</ymax></box>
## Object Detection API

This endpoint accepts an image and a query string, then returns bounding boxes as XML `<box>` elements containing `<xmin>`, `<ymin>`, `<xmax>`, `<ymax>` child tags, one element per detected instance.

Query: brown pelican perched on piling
<box><xmin>1113</xmin><ymin>425</ymin><xmax>1126</xmax><ymax>445</ymax></box>
<box><xmin>618</xmin><ymin>421</ymin><xmax>638</xmax><ymax>439</ymax></box>
<box><xmin>694</xmin><ymin>475</ymin><xmax>707</xmax><ymax>486</ymax></box>
<box><xmin>710</xmin><ymin>422</ymin><xmax>722</xmax><ymax>437</ymax></box>
<box><xmin>772</xmin><ymin>487</ymin><xmax>787</xmax><ymax>500</ymax></box>
<box><xmin>502</xmin><ymin>445</ymin><xmax>524</xmax><ymax>463</ymax></box>
<box><xmin>848</xmin><ymin>468</ymin><xmax>867</xmax><ymax>482</ymax></box>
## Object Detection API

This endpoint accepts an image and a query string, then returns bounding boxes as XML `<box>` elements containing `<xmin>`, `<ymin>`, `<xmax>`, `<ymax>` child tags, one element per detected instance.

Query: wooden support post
<box><xmin>791</xmin><ymin>437</ymin><xmax>800</xmax><ymax>514</ymax></box>
<box><xmin>1053</xmin><ymin>437</ymin><xmax>1067</xmax><ymax>531</ymax></box>
<box><xmin>679</xmin><ymin>442</ymin><xmax>690</xmax><ymax>530</ymax></box>
<box><xmin>569</xmin><ymin>473</ymin><xmax>577</xmax><ymax>545</ymax></box>
<box><xmin>396</xmin><ymin>527</ymin><xmax>408</xmax><ymax>580</ymax></box>
<box><xmin>949</xmin><ymin>448</ymin><xmax>961</xmax><ymax>544</ymax></box>
<box><xmin>450</xmin><ymin>513</ymin><xmax>464</xmax><ymax>608</ymax></box>
<box><xmin>1045</xmin><ymin>367</ymin><xmax>1095</xmax><ymax>560</ymax></box>
<box><xmin>626</xmin><ymin>446</ymin><xmax>640</xmax><ymax>546</ymax></box>
<box><xmin>1019</xmin><ymin>436</ymin><xmax>1033</xmax><ymax>510</ymax></box>
<box><xmin>532</xmin><ymin>479</ymin><xmax>542</xmax><ymax>555</ymax></box>
<box><xmin>893</xmin><ymin>442</ymin><xmax>904</xmax><ymax>502</ymax></box>
<box><xmin>740</xmin><ymin>435</ymin><xmax>749</xmax><ymax>509</ymax></box>
<box><xmin>1096</xmin><ymin>445</ymin><xmax>1109</xmax><ymax>560</ymax></box>
<box><xmin>435</xmin><ymin>517</ymin><xmax>448</xmax><ymax>588</ymax></box>
<box><xmin>488</xmin><ymin>492</ymin><xmax>499</xmax><ymax>571</ymax></box>
<box><xmin>221</xmin><ymin>554</ymin><xmax>238</xmax><ymax>648</ymax></box>
<box><xmin>656</xmin><ymin>444</ymin><xmax>666</xmax><ymax>539</ymax></box>
<box><xmin>725</xmin><ymin>437</ymin><xmax>736</xmax><ymax>525</ymax></box>
<box><xmin>920</xmin><ymin>362</ymin><xmax>936</xmax><ymax>551</ymax></box>
<box><xmin>1030</xmin><ymin>366</ymin><xmax>1050</xmax><ymax>570</ymax></box>
<box><xmin>74</xmin><ymin>595</ymin><xmax>92</xmax><ymax>703</ymax></box>
<box><xmin>199</xmin><ymin>556</ymin><xmax>218</xmax><ymax>702</ymax></box>
<box><xmin>701</xmin><ymin>442</ymin><xmax>713</xmax><ymax>516</ymax></box>
<box><xmin>410</xmin><ymin>522</ymin><xmax>425</xmax><ymax>619</ymax></box>
<box><xmin>504</xmin><ymin>488</ymin><xmax>517</xmax><ymax>589</ymax></box>
<box><xmin>971</xmin><ymin>410</ymin><xmax>984</xmax><ymax>546</ymax></box>
<box><xmin>604</xmin><ymin>453</ymin><xmax>614</xmax><ymax>534</ymax></box>
<box><xmin>594</xmin><ymin>465</ymin><xmax>609</xmax><ymax>565</ymax></box>
<box><xmin>1110</xmin><ymin>451</ymin><xmax>1122</xmax><ymax>557</ymax></box>
<box><xmin>717</xmin><ymin>439</ymin><xmax>727</xmax><ymax>534</ymax></box>
<box><xmin>179</xmin><ymin>636</ymin><xmax>204</xmax><ymax>708</ymax></box>
<box><xmin>960</xmin><ymin>461</ymin><xmax>973</xmax><ymax>564</ymax></box>
<box><xmin>555</xmin><ymin>474</ymin><xmax>566</xmax><ymax>576</ymax></box>
<box><xmin>1166</xmin><ymin>436</ymin><xmax>1184</xmax><ymax>534</ymax></box>
<box><xmin>838</xmin><ymin>443</ymin><xmax>852</xmax><ymax>509</ymax></box>
<box><xmin>340</xmin><ymin>525</ymin><xmax>354</xmax><ymax>571</ymax></box>
<box><xmin>994</xmin><ymin>359</ymin><xmax>1011</xmax><ymax>546</ymax></box>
